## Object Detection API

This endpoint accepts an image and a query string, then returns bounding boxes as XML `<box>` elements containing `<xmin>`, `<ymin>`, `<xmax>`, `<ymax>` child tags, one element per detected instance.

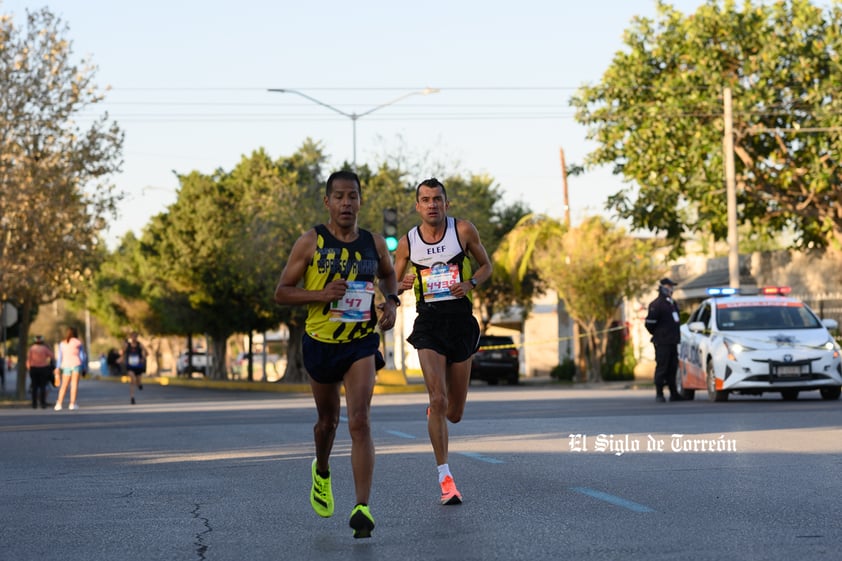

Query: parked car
<box><xmin>677</xmin><ymin>286</ymin><xmax>842</xmax><ymax>401</ymax></box>
<box><xmin>176</xmin><ymin>350</ymin><xmax>211</xmax><ymax>377</ymax></box>
<box><xmin>471</xmin><ymin>335</ymin><xmax>520</xmax><ymax>385</ymax></box>
<box><xmin>230</xmin><ymin>352</ymin><xmax>286</xmax><ymax>382</ymax></box>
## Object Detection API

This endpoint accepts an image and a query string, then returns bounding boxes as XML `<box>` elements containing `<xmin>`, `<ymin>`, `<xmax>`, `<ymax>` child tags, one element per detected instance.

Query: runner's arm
<box><xmin>373</xmin><ymin>233</ymin><xmax>398</xmax><ymax>300</ymax></box>
<box><xmin>274</xmin><ymin>229</ymin><xmax>348</xmax><ymax>306</ymax></box>
<box><xmin>392</xmin><ymin>234</ymin><xmax>415</xmax><ymax>295</ymax></box>
<box><xmin>373</xmin><ymin>233</ymin><xmax>398</xmax><ymax>331</ymax></box>
<box><xmin>457</xmin><ymin>219</ymin><xmax>492</xmax><ymax>290</ymax></box>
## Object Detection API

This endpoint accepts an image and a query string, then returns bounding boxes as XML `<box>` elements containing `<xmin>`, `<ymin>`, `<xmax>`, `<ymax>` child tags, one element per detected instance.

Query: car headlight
<box><xmin>821</xmin><ymin>338</ymin><xmax>840</xmax><ymax>358</ymax></box>
<box><xmin>724</xmin><ymin>338</ymin><xmax>755</xmax><ymax>360</ymax></box>
<box><xmin>822</xmin><ymin>337</ymin><xmax>840</xmax><ymax>351</ymax></box>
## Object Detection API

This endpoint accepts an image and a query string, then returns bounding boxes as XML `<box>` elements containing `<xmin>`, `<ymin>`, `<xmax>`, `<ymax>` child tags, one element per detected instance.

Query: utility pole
<box><xmin>560</xmin><ymin>147</ymin><xmax>580</xmax><ymax>379</ymax></box>
<box><xmin>559</xmin><ymin>148</ymin><xmax>571</xmax><ymax>227</ymax></box>
<box><xmin>723</xmin><ymin>87</ymin><xmax>740</xmax><ymax>288</ymax></box>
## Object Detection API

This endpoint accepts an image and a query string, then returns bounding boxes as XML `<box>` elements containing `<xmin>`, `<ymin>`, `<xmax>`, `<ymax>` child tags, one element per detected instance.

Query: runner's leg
<box><xmin>309</xmin><ymin>379</ymin><xmax>341</xmax><ymax>474</ymax></box>
<box><xmin>419</xmin><ymin>349</ymin><xmax>450</xmax><ymax>465</ymax></box>
<box><xmin>343</xmin><ymin>355</ymin><xmax>376</xmax><ymax>505</ymax></box>
<box><xmin>445</xmin><ymin>358</ymin><xmax>472</xmax><ymax>424</ymax></box>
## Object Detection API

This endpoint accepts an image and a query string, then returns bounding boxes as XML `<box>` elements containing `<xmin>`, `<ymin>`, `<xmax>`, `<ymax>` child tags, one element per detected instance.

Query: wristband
<box><xmin>386</xmin><ymin>294</ymin><xmax>401</xmax><ymax>307</ymax></box>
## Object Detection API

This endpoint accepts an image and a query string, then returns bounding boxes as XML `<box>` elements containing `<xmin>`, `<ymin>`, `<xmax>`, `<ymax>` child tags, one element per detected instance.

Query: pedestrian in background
<box><xmin>27</xmin><ymin>336</ymin><xmax>55</xmax><ymax>409</ymax></box>
<box><xmin>107</xmin><ymin>348</ymin><xmax>121</xmax><ymax>376</ymax></box>
<box><xmin>123</xmin><ymin>331</ymin><xmax>147</xmax><ymax>404</ymax></box>
<box><xmin>645</xmin><ymin>278</ymin><xmax>684</xmax><ymax>402</ymax></box>
<box><xmin>54</xmin><ymin>327</ymin><xmax>86</xmax><ymax>411</ymax></box>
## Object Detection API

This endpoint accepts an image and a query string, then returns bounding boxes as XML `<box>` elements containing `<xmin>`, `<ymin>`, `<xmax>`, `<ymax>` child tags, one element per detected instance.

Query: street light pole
<box><xmin>267</xmin><ymin>87</ymin><xmax>439</xmax><ymax>169</ymax></box>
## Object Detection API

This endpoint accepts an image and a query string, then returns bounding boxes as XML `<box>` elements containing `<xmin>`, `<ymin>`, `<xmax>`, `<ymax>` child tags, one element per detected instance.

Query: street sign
<box><xmin>2</xmin><ymin>302</ymin><xmax>18</xmax><ymax>328</ymax></box>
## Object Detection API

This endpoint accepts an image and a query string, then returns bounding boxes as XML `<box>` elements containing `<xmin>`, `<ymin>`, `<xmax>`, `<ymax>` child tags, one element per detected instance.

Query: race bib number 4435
<box><xmin>420</xmin><ymin>264</ymin><xmax>461</xmax><ymax>302</ymax></box>
<box><xmin>330</xmin><ymin>281</ymin><xmax>375</xmax><ymax>322</ymax></box>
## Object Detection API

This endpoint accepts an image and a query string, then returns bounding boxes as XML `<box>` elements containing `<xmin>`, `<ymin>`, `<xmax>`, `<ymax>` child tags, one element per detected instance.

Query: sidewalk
<box><xmin>2</xmin><ymin>372</ymin><xmax>646</xmax><ymax>408</ymax></box>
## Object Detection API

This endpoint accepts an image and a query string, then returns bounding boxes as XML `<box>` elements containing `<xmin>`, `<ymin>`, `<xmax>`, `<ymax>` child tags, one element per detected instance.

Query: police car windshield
<box><xmin>716</xmin><ymin>304</ymin><xmax>822</xmax><ymax>331</ymax></box>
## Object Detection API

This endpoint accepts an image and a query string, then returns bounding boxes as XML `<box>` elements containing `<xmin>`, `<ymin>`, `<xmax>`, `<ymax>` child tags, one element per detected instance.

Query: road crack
<box><xmin>191</xmin><ymin>503</ymin><xmax>211</xmax><ymax>560</ymax></box>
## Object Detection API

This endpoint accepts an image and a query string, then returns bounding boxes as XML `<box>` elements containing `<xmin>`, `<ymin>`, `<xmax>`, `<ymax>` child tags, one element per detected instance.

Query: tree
<box><xmin>500</xmin><ymin>215</ymin><xmax>661</xmax><ymax>382</ymax></box>
<box><xmin>87</xmin><ymin>233</ymin><xmax>155</xmax><ymax>336</ymax></box>
<box><xmin>0</xmin><ymin>7</ymin><xmax>123</xmax><ymax>398</ymax></box>
<box><xmin>223</xmin><ymin>144</ymin><xmax>326</xmax><ymax>382</ymax></box>
<box><xmin>129</xmin><ymin>144</ymin><xmax>326</xmax><ymax>380</ymax></box>
<box><xmin>485</xmin><ymin>212</ymin><xmax>551</xmax><ymax>333</ymax></box>
<box><xmin>571</xmin><ymin>0</ymin><xmax>842</xmax><ymax>256</ymax></box>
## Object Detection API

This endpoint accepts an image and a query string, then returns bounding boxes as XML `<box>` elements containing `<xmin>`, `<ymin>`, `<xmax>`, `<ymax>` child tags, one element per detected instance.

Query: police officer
<box><xmin>645</xmin><ymin>278</ymin><xmax>684</xmax><ymax>402</ymax></box>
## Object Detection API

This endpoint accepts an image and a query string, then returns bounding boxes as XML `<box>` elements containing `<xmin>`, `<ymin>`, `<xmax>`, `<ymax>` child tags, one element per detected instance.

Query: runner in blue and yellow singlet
<box><xmin>274</xmin><ymin>170</ymin><xmax>398</xmax><ymax>539</ymax></box>
<box><xmin>392</xmin><ymin>177</ymin><xmax>492</xmax><ymax>506</ymax></box>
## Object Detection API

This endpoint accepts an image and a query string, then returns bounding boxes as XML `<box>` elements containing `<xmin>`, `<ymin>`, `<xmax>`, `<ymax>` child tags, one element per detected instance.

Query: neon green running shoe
<box><xmin>349</xmin><ymin>504</ymin><xmax>375</xmax><ymax>539</ymax></box>
<box><xmin>310</xmin><ymin>458</ymin><xmax>334</xmax><ymax>518</ymax></box>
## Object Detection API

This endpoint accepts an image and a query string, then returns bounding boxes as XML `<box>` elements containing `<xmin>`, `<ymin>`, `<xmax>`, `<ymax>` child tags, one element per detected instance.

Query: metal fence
<box><xmin>796</xmin><ymin>293</ymin><xmax>842</xmax><ymax>333</ymax></box>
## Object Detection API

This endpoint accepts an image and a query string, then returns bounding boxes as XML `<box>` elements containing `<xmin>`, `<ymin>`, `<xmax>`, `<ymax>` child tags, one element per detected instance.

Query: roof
<box><xmin>673</xmin><ymin>268</ymin><xmax>757</xmax><ymax>300</ymax></box>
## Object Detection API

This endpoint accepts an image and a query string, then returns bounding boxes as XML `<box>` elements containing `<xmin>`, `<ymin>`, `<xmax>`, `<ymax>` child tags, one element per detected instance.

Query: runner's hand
<box><xmin>399</xmin><ymin>274</ymin><xmax>416</xmax><ymax>293</ymax></box>
<box><xmin>376</xmin><ymin>301</ymin><xmax>396</xmax><ymax>331</ymax></box>
<box><xmin>322</xmin><ymin>279</ymin><xmax>348</xmax><ymax>302</ymax></box>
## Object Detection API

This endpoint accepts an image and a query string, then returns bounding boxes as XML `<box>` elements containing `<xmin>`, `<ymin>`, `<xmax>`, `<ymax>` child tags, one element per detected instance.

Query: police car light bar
<box><xmin>760</xmin><ymin>286</ymin><xmax>791</xmax><ymax>296</ymax></box>
<box><xmin>707</xmin><ymin>287</ymin><xmax>738</xmax><ymax>296</ymax></box>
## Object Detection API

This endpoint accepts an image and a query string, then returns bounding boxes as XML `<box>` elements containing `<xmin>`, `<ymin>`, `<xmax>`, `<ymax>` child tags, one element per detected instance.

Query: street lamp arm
<box><xmin>267</xmin><ymin>87</ymin><xmax>439</xmax><ymax>170</ymax></box>
<box><xmin>267</xmin><ymin>88</ymin><xmax>353</xmax><ymax>119</ymax></box>
<box><xmin>355</xmin><ymin>87</ymin><xmax>440</xmax><ymax>119</ymax></box>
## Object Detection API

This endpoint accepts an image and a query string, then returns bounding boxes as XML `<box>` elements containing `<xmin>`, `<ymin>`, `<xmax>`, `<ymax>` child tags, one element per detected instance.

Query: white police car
<box><xmin>677</xmin><ymin>287</ymin><xmax>842</xmax><ymax>401</ymax></box>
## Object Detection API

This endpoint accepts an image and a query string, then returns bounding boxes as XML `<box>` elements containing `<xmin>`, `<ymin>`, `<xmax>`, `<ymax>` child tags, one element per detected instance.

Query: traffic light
<box><xmin>383</xmin><ymin>207</ymin><xmax>399</xmax><ymax>252</ymax></box>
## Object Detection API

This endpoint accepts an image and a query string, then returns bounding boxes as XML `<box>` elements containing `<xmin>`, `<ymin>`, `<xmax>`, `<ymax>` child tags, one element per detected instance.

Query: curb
<box><xmin>98</xmin><ymin>372</ymin><xmax>428</xmax><ymax>395</ymax></box>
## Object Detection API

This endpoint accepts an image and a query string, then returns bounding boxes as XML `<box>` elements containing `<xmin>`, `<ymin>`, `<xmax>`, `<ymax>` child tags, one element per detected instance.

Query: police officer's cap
<box><xmin>659</xmin><ymin>277</ymin><xmax>677</xmax><ymax>286</ymax></box>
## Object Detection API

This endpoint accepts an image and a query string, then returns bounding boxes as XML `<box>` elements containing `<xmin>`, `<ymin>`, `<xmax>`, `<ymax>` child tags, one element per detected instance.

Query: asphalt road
<box><xmin>2</xmin><ymin>378</ymin><xmax>841</xmax><ymax>561</ymax></box>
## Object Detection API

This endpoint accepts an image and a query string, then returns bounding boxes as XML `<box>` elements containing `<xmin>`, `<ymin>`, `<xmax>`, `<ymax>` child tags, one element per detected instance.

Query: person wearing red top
<box><xmin>27</xmin><ymin>335</ymin><xmax>55</xmax><ymax>409</ymax></box>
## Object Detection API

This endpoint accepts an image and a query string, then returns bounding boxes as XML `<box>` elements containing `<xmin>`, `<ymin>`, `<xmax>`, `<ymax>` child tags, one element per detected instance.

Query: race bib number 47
<box><xmin>330</xmin><ymin>281</ymin><xmax>375</xmax><ymax>322</ymax></box>
<box><xmin>420</xmin><ymin>264</ymin><xmax>461</xmax><ymax>302</ymax></box>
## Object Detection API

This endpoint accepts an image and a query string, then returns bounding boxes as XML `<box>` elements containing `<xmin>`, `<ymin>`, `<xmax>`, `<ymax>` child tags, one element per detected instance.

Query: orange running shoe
<box><xmin>440</xmin><ymin>475</ymin><xmax>462</xmax><ymax>505</ymax></box>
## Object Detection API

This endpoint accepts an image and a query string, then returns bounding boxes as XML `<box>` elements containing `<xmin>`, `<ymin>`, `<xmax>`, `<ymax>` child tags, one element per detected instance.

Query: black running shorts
<box><xmin>303</xmin><ymin>332</ymin><xmax>384</xmax><ymax>384</ymax></box>
<box><xmin>407</xmin><ymin>311</ymin><xmax>480</xmax><ymax>364</ymax></box>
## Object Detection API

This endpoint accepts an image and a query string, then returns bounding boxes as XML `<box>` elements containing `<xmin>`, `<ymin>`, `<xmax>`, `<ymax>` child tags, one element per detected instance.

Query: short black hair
<box><xmin>326</xmin><ymin>170</ymin><xmax>361</xmax><ymax>197</ymax></box>
<box><xmin>416</xmin><ymin>177</ymin><xmax>447</xmax><ymax>201</ymax></box>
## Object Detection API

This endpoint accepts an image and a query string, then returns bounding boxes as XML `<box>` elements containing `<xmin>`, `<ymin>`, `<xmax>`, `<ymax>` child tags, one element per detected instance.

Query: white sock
<box><xmin>437</xmin><ymin>463</ymin><xmax>452</xmax><ymax>483</ymax></box>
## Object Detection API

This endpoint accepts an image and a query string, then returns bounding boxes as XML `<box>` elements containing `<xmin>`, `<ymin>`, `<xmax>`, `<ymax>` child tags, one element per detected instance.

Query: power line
<box><xmin>108</xmin><ymin>86</ymin><xmax>580</xmax><ymax>92</ymax></box>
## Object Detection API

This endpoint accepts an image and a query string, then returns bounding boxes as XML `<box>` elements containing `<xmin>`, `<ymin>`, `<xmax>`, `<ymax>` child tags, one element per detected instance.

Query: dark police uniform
<box><xmin>645</xmin><ymin>278</ymin><xmax>682</xmax><ymax>401</ymax></box>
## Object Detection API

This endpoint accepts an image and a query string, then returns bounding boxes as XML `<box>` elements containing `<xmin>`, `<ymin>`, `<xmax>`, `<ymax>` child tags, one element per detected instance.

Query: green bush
<box><xmin>599</xmin><ymin>323</ymin><xmax>636</xmax><ymax>381</ymax></box>
<box><xmin>551</xmin><ymin>357</ymin><xmax>576</xmax><ymax>381</ymax></box>
<box><xmin>602</xmin><ymin>338</ymin><xmax>636</xmax><ymax>381</ymax></box>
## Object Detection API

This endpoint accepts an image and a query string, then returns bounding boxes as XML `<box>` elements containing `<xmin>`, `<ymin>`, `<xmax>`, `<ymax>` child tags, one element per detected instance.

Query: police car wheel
<box><xmin>676</xmin><ymin>368</ymin><xmax>695</xmax><ymax>400</ymax></box>
<box><xmin>706</xmin><ymin>359</ymin><xmax>728</xmax><ymax>402</ymax></box>
<box><xmin>820</xmin><ymin>387</ymin><xmax>841</xmax><ymax>400</ymax></box>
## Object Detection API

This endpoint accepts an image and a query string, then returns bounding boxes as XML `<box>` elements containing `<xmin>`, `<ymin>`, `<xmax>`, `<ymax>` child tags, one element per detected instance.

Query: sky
<box><xmin>4</xmin><ymin>0</ymin><xmax>713</xmax><ymax>247</ymax></box>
